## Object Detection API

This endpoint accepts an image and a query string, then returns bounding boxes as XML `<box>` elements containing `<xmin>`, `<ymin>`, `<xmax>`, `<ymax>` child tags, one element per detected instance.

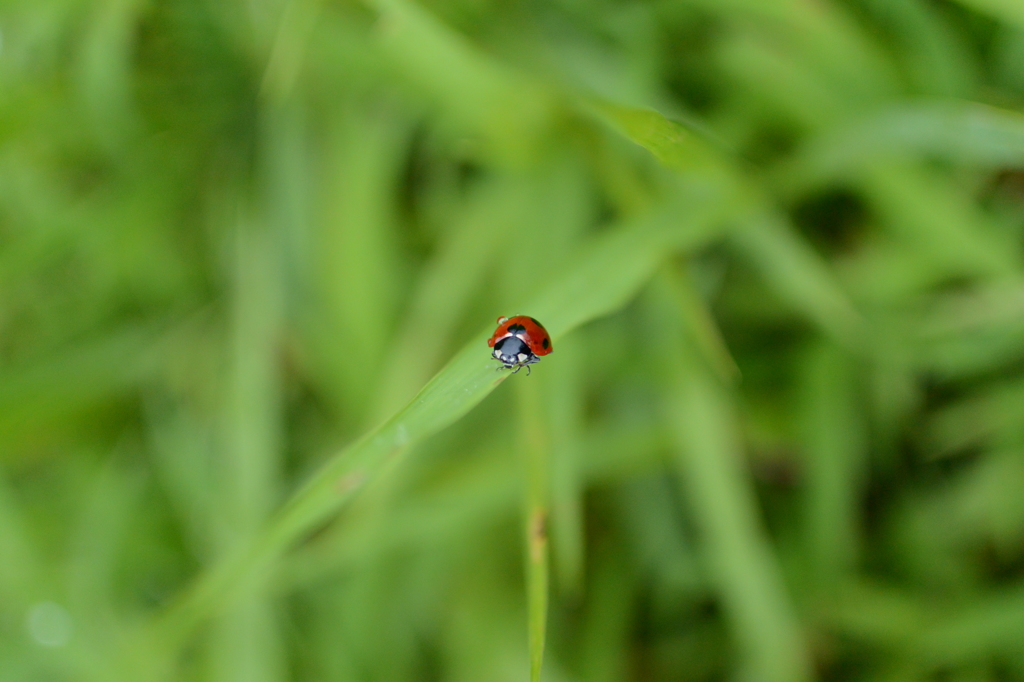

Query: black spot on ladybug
<box><xmin>508</xmin><ymin>324</ymin><xmax>526</xmax><ymax>334</ymax></box>
<box><xmin>542</xmin><ymin>338</ymin><xmax>549</xmax><ymax>349</ymax></box>
<box><xmin>529</xmin><ymin>318</ymin><xmax>542</xmax><ymax>327</ymax></box>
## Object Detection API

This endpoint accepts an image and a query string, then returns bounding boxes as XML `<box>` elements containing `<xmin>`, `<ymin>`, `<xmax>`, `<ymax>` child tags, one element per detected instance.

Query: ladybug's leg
<box><xmin>526</xmin><ymin>366</ymin><xmax>531</xmax><ymax>376</ymax></box>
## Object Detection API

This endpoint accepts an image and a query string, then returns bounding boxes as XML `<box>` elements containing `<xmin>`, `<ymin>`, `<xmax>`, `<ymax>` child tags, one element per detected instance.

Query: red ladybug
<box><xmin>488</xmin><ymin>316</ymin><xmax>553</xmax><ymax>374</ymax></box>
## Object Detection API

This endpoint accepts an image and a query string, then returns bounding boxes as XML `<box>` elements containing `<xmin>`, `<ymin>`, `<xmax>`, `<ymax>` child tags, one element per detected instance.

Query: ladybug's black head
<box><xmin>493</xmin><ymin>335</ymin><xmax>538</xmax><ymax>369</ymax></box>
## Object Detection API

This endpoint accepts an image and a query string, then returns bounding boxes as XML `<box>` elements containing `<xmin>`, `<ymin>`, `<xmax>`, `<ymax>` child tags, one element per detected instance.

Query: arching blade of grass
<box><xmin>584</xmin><ymin>99</ymin><xmax>739</xmax><ymax>191</ymax></box>
<box><xmin>523</xmin><ymin>203</ymin><xmax>731</xmax><ymax>341</ymax></box>
<box><xmin>369</xmin><ymin>174</ymin><xmax>554</xmax><ymax>422</ymax></box>
<box><xmin>730</xmin><ymin>211</ymin><xmax>863</xmax><ymax>344</ymax></box>
<box><xmin>147</xmin><ymin>191</ymin><xmax>732</xmax><ymax>658</ymax></box>
<box><xmin>594</xmin><ymin>94</ymin><xmax>833</xmax><ymax>679</ymax></box>
<box><xmin>775</xmin><ymin>101</ymin><xmax>1024</xmax><ymax>197</ymax></box>
<box><xmin>858</xmin><ymin>161</ymin><xmax>1019</xmax><ymax>280</ymax></box>
<box><xmin>949</xmin><ymin>0</ymin><xmax>1024</xmax><ymax>30</ymax></box>
<box><xmin>590</xmin><ymin>98</ymin><xmax>863</xmax><ymax>346</ymax></box>
<box><xmin>664</xmin><ymin>263</ymin><xmax>740</xmax><ymax>384</ymax></box>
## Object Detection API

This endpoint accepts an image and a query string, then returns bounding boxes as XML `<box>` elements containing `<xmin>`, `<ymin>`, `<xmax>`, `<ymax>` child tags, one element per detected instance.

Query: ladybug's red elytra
<box><xmin>488</xmin><ymin>315</ymin><xmax>553</xmax><ymax>374</ymax></box>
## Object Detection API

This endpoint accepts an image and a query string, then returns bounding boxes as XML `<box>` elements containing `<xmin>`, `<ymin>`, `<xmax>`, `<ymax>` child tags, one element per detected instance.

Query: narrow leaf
<box><xmin>148</xmin><ymin>193</ymin><xmax>729</xmax><ymax>651</ymax></box>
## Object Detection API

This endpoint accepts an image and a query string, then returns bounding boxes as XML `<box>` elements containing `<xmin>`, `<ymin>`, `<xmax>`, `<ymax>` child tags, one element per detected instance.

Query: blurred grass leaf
<box><xmin>649</xmin><ymin>272</ymin><xmax>814</xmax><ymax>682</ymax></box>
<box><xmin>950</xmin><ymin>0</ymin><xmax>1024</xmax><ymax>30</ymax></box>
<box><xmin>777</xmin><ymin>102</ymin><xmax>1024</xmax><ymax>195</ymax></box>
<box><xmin>589</xmin><ymin>98</ymin><xmax>862</xmax><ymax>344</ymax></box>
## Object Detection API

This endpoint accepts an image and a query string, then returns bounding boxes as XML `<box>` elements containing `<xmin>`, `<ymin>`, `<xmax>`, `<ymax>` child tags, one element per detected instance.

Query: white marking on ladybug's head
<box><xmin>518</xmin><ymin>353</ymin><xmax>530</xmax><ymax>363</ymax></box>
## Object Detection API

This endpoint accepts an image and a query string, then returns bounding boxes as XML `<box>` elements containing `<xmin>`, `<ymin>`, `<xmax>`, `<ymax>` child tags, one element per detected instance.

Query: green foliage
<box><xmin>3</xmin><ymin>0</ymin><xmax>1024</xmax><ymax>681</ymax></box>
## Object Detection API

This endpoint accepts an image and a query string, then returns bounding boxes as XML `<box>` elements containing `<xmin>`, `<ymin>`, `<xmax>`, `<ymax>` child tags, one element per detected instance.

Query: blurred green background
<box><xmin>4</xmin><ymin>0</ymin><xmax>1024</xmax><ymax>680</ymax></box>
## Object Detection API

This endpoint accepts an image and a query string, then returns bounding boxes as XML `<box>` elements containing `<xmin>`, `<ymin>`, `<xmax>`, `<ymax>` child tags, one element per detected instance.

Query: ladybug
<box><xmin>488</xmin><ymin>315</ymin><xmax>553</xmax><ymax>374</ymax></box>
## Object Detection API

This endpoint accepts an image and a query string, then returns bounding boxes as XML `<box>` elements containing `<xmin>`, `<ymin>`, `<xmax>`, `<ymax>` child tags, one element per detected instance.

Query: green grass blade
<box><xmin>664</xmin><ymin>263</ymin><xmax>740</xmax><ymax>384</ymax></box>
<box><xmin>209</xmin><ymin>222</ymin><xmax>288</xmax><ymax>682</ymax></box>
<box><xmin>949</xmin><ymin>0</ymin><xmax>1024</xmax><ymax>29</ymax></box>
<box><xmin>260</xmin><ymin>0</ymin><xmax>323</xmax><ymax>102</ymax></box>
<box><xmin>649</xmin><ymin>272</ymin><xmax>814</xmax><ymax>682</ymax></box>
<box><xmin>365</xmin><ymin>0</ymin><xmax>553</xmax><ymax>164</ymax></box>
<box><xmin>308</xmin><ymin>102</ymin><xmax>412</xmax><ymax>423</ymax></box>
<box><xmin>529</xmin><ymin>196</ymin><xmax>732</xmax><ymax>336</ymax></box>
<box><xmin>799</xmin><ymin>341</ymin><xmax>866</xmax><ymax>586</ymax></box>
<box><xmin>546</xmin><ymin>339</ymin><xmax>586</xmax><ymax>596</ymax></box>
<box><xmin>0</xmin><ymin>471</ymin><xmax>43</xmax><ymax>611</ymax></box>
<box><xmin>777</xmin><ymin>101</ymin><xmax>1024</xmax><ymax>196</ymax></box>
<box><xmin>859</xmin><ymin>162</ymin><xmax>1019</xmax><ymax>279</ymax></box>
<box><xmin>577</xmin><ymin>544</ymin><xmax>632</xmax><ymax>682</ymax></box>
<box><xmin>584</xmin><ymin>98</ymin><xmax>739</xmax><ymax>189</ymax></box>
<box><xmin>516</xmin><ymin>377</ymin><xmax>549</xmax><ymax>682</ymax></box>
<box><xmin>280</xmin><ymin>414</ymin><xmax>672</xmax><ymax>592</ymax></box>
<box><xmin>0</xmin><ymin>324</ymin><xmax>168</xmax><ymax>443</ymax></box>
<box><xmin>730</xmin><ymin>210</ymin><xmax>863</xmax><ymax>344</ymax></box>
<box><xmin>587</xmin><ymin>98</ymin><xmax>863</xmax><ymax>345</ymax></box>
<box><xmin>148</xmin><ymin>192</ymin><xmax>730</xmax><ymax>654</ymax></box>
<box><xmin>915</xmin><ymin>582</ymin><xmax>1024</xmax><ymax>668</ymax></box>
<box><xmin>369</xmin><ymin>175</ymin><xmax>538</xmax><ymax>421</ymax></box>
<box><xmin>859</xmin><ymin>0</ymin><xmax>976</xmax><ymax>97</ymax></box>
